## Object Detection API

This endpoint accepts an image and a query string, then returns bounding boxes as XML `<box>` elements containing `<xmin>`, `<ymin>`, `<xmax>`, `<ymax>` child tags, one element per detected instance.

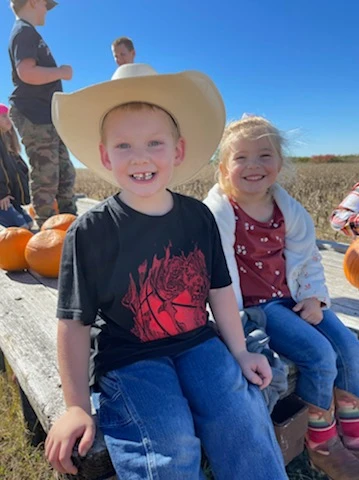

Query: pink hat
<box><xmin>0</xmin><ymin>104</ymin><xmax>9</xmax><ymax>116</ymax></box>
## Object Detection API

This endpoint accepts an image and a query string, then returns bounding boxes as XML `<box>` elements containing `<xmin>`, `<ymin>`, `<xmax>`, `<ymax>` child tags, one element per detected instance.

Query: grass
<box><xmin>0</xmin><ymin>369</ymin><xmax>57</xmax><ymax>480</ymax></box>
<box><xmin>2</xmin><ymin>160</ymin><xmax>358</xmax><ymax>478</ymax></box>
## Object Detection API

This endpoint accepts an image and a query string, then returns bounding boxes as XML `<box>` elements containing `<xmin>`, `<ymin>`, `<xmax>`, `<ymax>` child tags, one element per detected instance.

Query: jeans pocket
<box><xmin>98</xmin><ymin>372</ymin><xmax>133</xmax><ymax>429</ymax></box>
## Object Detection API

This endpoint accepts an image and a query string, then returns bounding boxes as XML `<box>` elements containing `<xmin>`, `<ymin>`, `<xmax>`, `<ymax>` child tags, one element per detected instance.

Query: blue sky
<box><xmin>0</xmin><ymin>0</ymin><xmax>358</xmax><ymax>168</ymax></box>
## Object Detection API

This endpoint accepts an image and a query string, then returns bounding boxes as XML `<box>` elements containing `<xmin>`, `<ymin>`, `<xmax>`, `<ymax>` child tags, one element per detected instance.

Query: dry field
<box><xmin>75</xmin><ymin>160</ymin><xmax>359</xmax><ymax>243</ymax></box>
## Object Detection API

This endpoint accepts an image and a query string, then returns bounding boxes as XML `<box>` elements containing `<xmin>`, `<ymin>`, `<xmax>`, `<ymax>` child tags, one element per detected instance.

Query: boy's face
<box><xmin>100</xmin><ymin>107</ymin><xmax>185</xmax><ymax>206</ymax></box>
<box><xmin>33</xmin><ymin>0</ymin><xmax>48</xmax><ymax>25</ymax></box>
<box><xmin>112</xmin><ymin>44</ymin><xmax>135</xmax><ymax>66</ymax></box>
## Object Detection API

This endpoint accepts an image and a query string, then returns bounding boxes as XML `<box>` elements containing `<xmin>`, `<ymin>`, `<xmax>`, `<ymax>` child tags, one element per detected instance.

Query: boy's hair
<box><xmin>112</xmin><ymin>36</ymin><xmax>135</xmax><ymax>51</ymax></box>
<box><xmin>218</xmin><ymin>116</ymin><xmax>290</xmax><ymax>197</ymax></box>
<box><xmin>0</xmin><ymin>127</ymin><xmax>21</xmax><ymax>155</ymax></box>
<box><xmin>101</xmin><ymin>102</ymin><xmax>180</xmax><ymax>143</ymax></box>
<box><xmin>10</xmin><ymin>0</ymin><xmax>28</xmax><ymax>14</ymax></box>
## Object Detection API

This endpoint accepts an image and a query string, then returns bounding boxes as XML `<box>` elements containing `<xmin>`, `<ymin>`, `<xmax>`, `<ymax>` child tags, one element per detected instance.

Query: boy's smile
<box><xmin>100</xmin><ymin>105</ymin><xmax>185</xmax><ymax>213</ymax></box>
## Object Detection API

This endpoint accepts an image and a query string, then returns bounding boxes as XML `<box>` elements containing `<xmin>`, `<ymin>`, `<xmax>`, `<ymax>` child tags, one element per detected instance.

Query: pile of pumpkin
<box><xmin>0</xmin><ymin>212</ymin><xmax>76</xmax><ymax>278</ymax></box>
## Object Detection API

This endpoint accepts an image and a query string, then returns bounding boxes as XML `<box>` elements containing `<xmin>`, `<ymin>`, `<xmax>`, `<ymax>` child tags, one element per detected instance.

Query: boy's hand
<box><xmin>59</xmin><ymin>65</ymin><xmax>73</xmax><ymax>81</ymax></box>
<box><xmin>0</xmin><ymin>195</ymin><xmax>14</xmax><ymax>210</ymax></box>
<box><xmin>45</xmin><ymin>406</ymin><xmax>95</xmax><ymax>475</ymax></box>
<box><xmin>235</xmin><ymin>350</ymin><xmax>272</xmax><ymax>390</ymax></box>
<box><xmin>292</xmin><ymin>297</ymin><xmax>323</xmax><ymax>325</ymax></box>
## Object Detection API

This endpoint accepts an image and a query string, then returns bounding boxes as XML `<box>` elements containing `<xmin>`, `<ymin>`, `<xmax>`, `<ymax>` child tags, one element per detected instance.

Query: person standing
<box><xmin>8</xmin><ymin>0</ymin><xmax>77</xmax><ymax>227</ymax></box>
<box><xmin>111</xmin><ymin>36</ymin><xmax>136</xmax><ymax>67</ymax></box>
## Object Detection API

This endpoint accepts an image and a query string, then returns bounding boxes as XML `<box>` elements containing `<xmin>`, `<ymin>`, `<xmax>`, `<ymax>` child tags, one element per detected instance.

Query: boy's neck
<box><xmin>119</xmin><ymin>189</ymin><xmax>174</xmax><ymax>216</ymax></box>
<box><xmin>16</xmin><ymin>10</ymin><xmax>40</xmax><ymax>27</ymax></box>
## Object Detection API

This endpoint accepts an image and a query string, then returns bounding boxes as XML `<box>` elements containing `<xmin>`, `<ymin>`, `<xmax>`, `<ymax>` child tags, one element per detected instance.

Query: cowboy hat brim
<box><xmin>52</xmin><ymin>67</ymin><xmax>225</xmax><ymax>188</ymax></box>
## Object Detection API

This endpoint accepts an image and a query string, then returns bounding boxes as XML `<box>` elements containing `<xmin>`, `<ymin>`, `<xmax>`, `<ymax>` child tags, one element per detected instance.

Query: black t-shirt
<box><xmin>8</xmin><ymin>19</ymin><xmax>63</xmax><ymax>124</ymax></box>
<box><xmin>57</xmin><ymin>192</ymin><xmax>231</xmax><ymax>379</ymax></box>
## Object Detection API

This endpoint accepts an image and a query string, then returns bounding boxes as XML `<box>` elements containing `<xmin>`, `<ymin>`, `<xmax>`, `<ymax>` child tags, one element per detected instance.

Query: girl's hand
<box><xmin>292</xmin><ymin>297</ymin><xmax>323</xmax><ymax>325</ymax></box>
<box><xmin>0</xmin><ymin>195</ymin><xmax>14</xmax><ymax>210</ymax></box>
<box><xmin>235</xmin><ymin>350</ymin><xmax>272</xmax><ymax>390</ymax></box>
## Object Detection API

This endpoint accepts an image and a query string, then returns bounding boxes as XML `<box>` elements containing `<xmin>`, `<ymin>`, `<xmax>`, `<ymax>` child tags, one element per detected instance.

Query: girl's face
<box><xmin>0</xmin><ymin>113</ymin><xmax>12</xmax><ymax>133</ymax></box>
<box><xmin>221</xmin><ymin>135</ymin><xmax>282</xmax><ymax>200</ymax></box>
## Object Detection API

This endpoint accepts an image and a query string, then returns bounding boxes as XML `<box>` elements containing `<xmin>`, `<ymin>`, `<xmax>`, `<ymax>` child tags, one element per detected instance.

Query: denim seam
<box><xmin>316</xmin><ymin>323</ymin><xmax>350</xmax><ymax>393</ymax></box>
<box><xmin>114</xmin><ymin>372</ymin><xmax>159</xmax><ymax>480</ymax></box>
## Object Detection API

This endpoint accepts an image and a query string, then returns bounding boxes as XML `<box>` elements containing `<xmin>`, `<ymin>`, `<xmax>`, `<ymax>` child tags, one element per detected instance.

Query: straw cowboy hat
<box><xmin>51</xmin><ymin>64</ymin><xmax>225</xmax><ymax>188</ymax></box>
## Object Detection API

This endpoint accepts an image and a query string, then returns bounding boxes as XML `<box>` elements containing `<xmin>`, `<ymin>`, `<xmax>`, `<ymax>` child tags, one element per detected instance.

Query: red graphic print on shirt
<box><xmin>122</xmin><ymin>245</ymin><xmax>210</xmax><ymax>342</ymax></box>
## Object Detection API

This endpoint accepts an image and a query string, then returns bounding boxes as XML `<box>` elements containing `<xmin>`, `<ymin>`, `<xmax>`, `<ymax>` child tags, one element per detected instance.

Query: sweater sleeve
<box><xmin>274</xmin><ymin>185</ymin><xmax>331</xmax><ymax>308</ymax></box>
<box><xmin>330</xmin><ymin>183</ymin><xmax>359</xmax><ymax>237</ymax></box>
<box><xmin>203</xmin><ymin>184</ymin><xmax>244</xmax><ymax>310</ymax></box>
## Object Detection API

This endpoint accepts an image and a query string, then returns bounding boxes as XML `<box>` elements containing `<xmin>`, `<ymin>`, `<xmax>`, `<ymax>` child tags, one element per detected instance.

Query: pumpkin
<box><xmin>343</xmin><ymin>239</ymin><xmax>359</xmax><ymax>288</ymax></box>
<box><xmin>41</xmin><ymin>213</ymin><xmax>77</xmax><ymax>232</ymax></box>
<box><xmin>28</xmin><ymin>200</ymin><xmax>59</xmax><ymax>219</ymax></box>
<box><xmin>0</xmin><ymin>227</ymin><xmax>33</xmax><ymax>271</ymax></box>
<box><xmin>25</xmin><ymin>229</ymin><xmax>66</xmax><ymax>278</ymax></box>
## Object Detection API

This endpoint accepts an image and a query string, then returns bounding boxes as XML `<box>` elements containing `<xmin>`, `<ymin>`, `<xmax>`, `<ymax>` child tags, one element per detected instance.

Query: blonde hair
<box><xmin>101</xmin><ymin>102</ymin><xmax>180</xmax><ymax>143</ymax></box>
<box><xmin>10</xmin><ymin>0</ymin><xmax>28</xmax><ymax>14</ymax></box>
<box><xmin>218</xmin><ymin>116</ymin><xmax>289</xmax><ymax>198</ymax></box>
<box><xmin>0</xmin><ymin>126</ymin><xmax>21</xmax><ymax>156</ymax></box>
<box><xmin>111</xmin><ymin>36</ymin><xmax>134</xmax><ymax>51</ymax></box>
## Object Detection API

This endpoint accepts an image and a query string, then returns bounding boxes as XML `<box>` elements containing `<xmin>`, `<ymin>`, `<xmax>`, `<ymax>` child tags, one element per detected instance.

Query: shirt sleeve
<box><xmin>330</xmin><ymin>183</ymin><xmax>359</xmax><ymax>237</ymax></box>
<box><xmin>12</xmin><ymin>27</ymin><xmax>39</xmax><ymax>66</ymax></box>
<box><xmin>209</xmin><ymin>211</ymin><xmax>232</xmax><ymax>289</ymax></box>
<box><xmin>56</xmin><ymin>223</ymin><xmax>99</xmax><ymax>325</ymax></box>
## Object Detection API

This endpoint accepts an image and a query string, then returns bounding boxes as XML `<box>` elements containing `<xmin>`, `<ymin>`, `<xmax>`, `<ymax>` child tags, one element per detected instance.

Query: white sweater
<box><xmin>204</xmin><ymin>183</ymin><xmax>330</xmax><ymax>311</ymax></box>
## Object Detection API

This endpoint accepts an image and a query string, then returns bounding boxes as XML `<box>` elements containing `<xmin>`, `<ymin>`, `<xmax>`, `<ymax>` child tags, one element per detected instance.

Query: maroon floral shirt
<box><xmin>230</xmin><ymin>198</ymin><xmax>291</xmax><ymax>307</ymax></box>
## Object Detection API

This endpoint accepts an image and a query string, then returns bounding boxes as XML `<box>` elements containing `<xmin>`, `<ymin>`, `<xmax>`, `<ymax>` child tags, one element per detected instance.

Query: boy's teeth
<box><xmin>133</xmin><ymin>173</ymin><xmax>154</xmax><ymax>180</ymax></box>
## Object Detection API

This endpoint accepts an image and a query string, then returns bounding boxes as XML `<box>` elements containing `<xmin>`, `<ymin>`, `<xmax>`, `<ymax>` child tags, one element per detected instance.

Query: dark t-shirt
<box><xmin>8</xmin><ymin>19</ymin><xmax>63</xmax><ymax>124</ymax></box>
<box><xmin>57</xmin><ymin>193</ymin><xmax>232</xmax><ymax>379</ymax></box>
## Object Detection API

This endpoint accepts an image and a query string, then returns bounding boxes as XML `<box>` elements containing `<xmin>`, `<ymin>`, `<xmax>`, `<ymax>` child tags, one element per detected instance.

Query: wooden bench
<box><xmin>0</xmin><ymin>197</ymin><xmax>358</xmax><ymax>479</ymax></box>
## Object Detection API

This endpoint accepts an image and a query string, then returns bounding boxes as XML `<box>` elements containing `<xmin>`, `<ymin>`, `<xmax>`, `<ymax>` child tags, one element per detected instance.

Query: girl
<box><xmin>330</xmin><ymin>183</ymin><xmax>359</xmax><ymax>237</ymax></box>
<box><xmin>204</xmin><ymin>116</ymin><xmax>359</xmax><ymax>480</ymax></box>
<box><xmin>0</xmin><ymin>103</ymin><xmax>32</xmax><ymax>229</ymax></box>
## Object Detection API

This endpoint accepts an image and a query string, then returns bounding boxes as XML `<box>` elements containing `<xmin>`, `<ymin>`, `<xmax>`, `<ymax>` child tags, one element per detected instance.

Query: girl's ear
<box><xmin>219</xmin><ymin>161</ymin><xmax>228</xmax><ymax>178</ymax></box>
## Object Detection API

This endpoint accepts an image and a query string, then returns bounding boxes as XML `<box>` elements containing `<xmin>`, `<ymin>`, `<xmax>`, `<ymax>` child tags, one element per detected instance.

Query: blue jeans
<box><xmin>92</xmin><ymin>337</ymin><xmax>287</xmax><ymax>480</ymax></box>
<box><xmin>261</xmin><ymin>298</ymin><xmax>359</xmax><ymax>409</ymax></box>
<box><xmin>0</xmin><ymin>204</ymin><xmax>32</xmax><ymax>228</ymax></box>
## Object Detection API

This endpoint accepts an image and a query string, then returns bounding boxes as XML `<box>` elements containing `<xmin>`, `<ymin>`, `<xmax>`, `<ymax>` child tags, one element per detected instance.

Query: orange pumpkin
<box><xmin>25</xmin><ymin>229</ymin><xmax>66</xmax><ymax>278</ymax></box>
<box><xmin>41</xmin><ymin>213</ymin><xmax>77</xmax><ymax>232</ymax></box>
<box><xmin>343</xmin><ymin>239</ymin><xmax>359</xmax><ymax>288</ymax></box>
<box><xmin>0</xmin><ymin>227</ymin><xmax>33</xmax><ymax>271</ymax></box>
<box><xmin>28</xmin><ymin>199</ymin><xmax>59</xmax><ymax>220</ymax></box>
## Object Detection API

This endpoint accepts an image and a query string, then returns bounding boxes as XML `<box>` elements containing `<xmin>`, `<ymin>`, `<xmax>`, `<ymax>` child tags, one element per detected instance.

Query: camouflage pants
<box><xmin>10</xmin><ymin>106</ymin><xmax>77</xmax><ymax>227</ymax></box>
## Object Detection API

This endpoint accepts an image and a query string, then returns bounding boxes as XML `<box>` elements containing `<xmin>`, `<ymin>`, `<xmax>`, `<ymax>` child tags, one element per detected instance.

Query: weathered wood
<box><xmin>0</xmin><ymin>348</ymin><xmax>5</xmax><ymax>372</ymax></box>
<box><xmin>18</xmin><ymin>382</ymin><xmax>47</xmax><ymax>447</ymax></box>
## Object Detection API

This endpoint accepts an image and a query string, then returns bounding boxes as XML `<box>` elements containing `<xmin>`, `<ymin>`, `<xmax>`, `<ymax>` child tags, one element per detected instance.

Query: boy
<box><xmin>45</xmin><ymin>64</ymin><xmax>288</xmax><ymax>479</ymax></box>
<box><xmin>8</xmin><ymin>0</ymin><xmax>77</xmax><ymax>227</ymax></box>
<box><xmin>111</xmin><ymin>36</ymin><xmax>136</xmax><ymax>66</ymax></box>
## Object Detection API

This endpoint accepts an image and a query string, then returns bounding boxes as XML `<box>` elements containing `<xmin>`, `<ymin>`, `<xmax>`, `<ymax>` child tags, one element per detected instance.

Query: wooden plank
<box><xmin>0</xmin><ymin>268</ymin><xmax>115</xmax><ymax>480</ymax></box>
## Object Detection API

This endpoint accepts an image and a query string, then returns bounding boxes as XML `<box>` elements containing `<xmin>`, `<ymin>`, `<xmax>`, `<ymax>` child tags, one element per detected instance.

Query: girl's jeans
<box><xmin>0</xmin><ymin>204</ymin><xmax>32</xmax><ymax>228</ymax></box>
<box><xmin>261</xmin><ymin>298</ymin><xmax>359</xmax><ymax>409</ymax></box>
<box><xmin>92</xmin><ymin>337</ymin><xmax>287</xmax><ymax>480</ymax></box>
